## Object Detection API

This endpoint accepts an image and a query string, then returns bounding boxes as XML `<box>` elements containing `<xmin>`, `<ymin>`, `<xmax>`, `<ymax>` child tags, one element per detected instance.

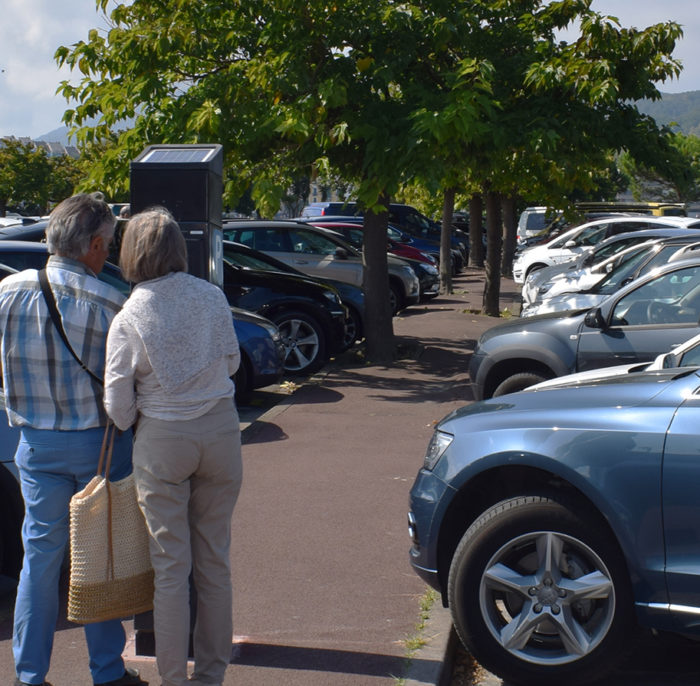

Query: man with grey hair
<box><xmin>0</xmin><ymin>193</ymin><xmax>147</xmax><ymax>686</ymax></box>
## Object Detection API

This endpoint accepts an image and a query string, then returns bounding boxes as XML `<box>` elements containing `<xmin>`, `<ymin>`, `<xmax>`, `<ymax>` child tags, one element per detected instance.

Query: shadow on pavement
<box><xmin>241</xmin><ymin>421</ymin><xmax>289</xmax><ymax>445</ymax></box>
<box><xmin>232</xmin><ymin>641</ymin><xmax>435</xmax><ymax>679</ymax></box>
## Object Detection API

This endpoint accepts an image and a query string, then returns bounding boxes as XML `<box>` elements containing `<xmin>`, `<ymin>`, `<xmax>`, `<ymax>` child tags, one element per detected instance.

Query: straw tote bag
<box><xmin>67</xmin><ymin>424</ymin><xmax>154</xmax><ymax>623</ymax></box>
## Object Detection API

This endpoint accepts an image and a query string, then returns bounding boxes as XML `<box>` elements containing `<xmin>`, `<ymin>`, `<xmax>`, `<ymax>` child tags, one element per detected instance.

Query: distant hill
<box><xmin>36</xmin><ymin>126</ymin><xmax>72</xmax><ymax>146</ymax></box>
<box><xmin>637</xmin><ymin>91</ymin><xmax>700</xmax><ymax>137</ymax></box>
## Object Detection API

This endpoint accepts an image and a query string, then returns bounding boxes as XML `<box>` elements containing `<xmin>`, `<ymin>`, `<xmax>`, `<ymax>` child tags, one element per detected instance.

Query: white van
<box><xmin>517</xmin><ymin>207</ymin><xmax>553</xmax><ymax>242</ymax></box>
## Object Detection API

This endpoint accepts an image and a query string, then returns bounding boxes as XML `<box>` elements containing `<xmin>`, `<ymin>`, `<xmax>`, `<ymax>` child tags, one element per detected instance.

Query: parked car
<box><xmin>306</xmin><ymin>215</ymin><xmax>461</xmax><ymax>273</ymax></box>
<box><xmin>522</xmin><ymin>227</ymin><xmax>700</xmax><ymax>306</ymax></box>
<box><xmin>301</xmin><ymin>201</ymin><xmax>441</xmax><ymax>236</ymax></box>
<box><xmin>220</xmin><ymin>242</ymin><xmax>348</xmax><ymax>373</ymax></box>
<box><xmin>0</xmin><ymin>220</ymin><xmax>48</xmax><ymax>241</ymax></box>
<box><xmin>222</xmin><ymin>220</ymin><xmax>421</xmax><ymax>314</ymax></box>
<box><xmin>300</xmin><ymin>202</ymin><xmax>469</xmax><ymax>266</ymax></box>
<box><xmin>521</xmin><ymin>235</ymin><xmax>700</xmax><ymax>317</ymax></box>
<box><xmin>306</xmin><ymin>220</ymin><xmax>437</xmax><ymax>265</ymax></box>
<box><xmin>0</xmin><ymin>241</ymin><xmax>285</xmax><ymax>399</ymax></box>
<box><xmin>512</xmin><ymin>215</ymin><xmax>700</xmax><ymax>284</ymax></box>
<box><xmin>223</xmin><ymin>240</ymin><xmax>364</xmax><ymax>349</ymax></box>
<box><xmin>469</xmin><ymin>255</ymin><xmax>700</xmax><ymax>399</ymax></box>
<box><xmin>305</xmin><ymin>221</ymin><xmax>439</xmax><ymax>300</ymax></box>
<box><xmin>408</xmin><ymin>331</ymin><xmax>700</xmax><ymax>686</ymax></box>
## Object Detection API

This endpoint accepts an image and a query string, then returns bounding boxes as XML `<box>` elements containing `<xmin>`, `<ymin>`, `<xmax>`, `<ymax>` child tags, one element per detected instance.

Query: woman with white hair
<box><xmin>104</xmin><ymin>208</ymin><xmax>242</xmax><ymax>686</ymax></box>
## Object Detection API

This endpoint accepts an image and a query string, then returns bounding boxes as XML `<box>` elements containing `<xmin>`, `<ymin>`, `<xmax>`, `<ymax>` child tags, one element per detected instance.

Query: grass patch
<box><xmin>394</xmin><ymin>587</ymin><xmax>440</xmax><ymax>685</ymax></box>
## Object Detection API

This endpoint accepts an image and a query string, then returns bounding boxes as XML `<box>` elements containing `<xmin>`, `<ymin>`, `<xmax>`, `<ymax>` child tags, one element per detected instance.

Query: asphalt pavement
<box><xmin>0</xmin><ymin>267</ymin><xmax>522</xmax><ymax>686</ymax></box>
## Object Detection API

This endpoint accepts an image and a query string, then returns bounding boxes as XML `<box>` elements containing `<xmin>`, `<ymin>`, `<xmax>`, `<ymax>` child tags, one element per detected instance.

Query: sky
<box><xmin>1</xmin><ymin>0</ymin><xmax>699</xmax><ymax>140</ymax></box>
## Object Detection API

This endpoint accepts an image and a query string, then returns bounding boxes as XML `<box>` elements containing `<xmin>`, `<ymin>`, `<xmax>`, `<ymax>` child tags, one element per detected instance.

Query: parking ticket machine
<box><xmin>129</xmin><ymin>143</ymin><xmax>224</xmax><ymax>287</ymax></box>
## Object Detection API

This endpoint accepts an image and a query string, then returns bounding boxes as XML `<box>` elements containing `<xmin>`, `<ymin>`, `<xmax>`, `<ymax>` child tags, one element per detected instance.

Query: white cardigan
<box><xmin>104</xmin><ymin>271</ymin><xmax>240</xmax><ymax>430</ymax></box>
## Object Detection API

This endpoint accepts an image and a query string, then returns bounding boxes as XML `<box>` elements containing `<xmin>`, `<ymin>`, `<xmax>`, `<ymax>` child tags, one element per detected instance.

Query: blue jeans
<box><xmin>13</xmin><ymin>426</ymin><xmax>133</xmax><ymax>685</ymax></box>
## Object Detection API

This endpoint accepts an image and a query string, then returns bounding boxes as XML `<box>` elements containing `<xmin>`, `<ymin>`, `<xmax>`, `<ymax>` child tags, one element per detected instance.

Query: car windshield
<box><xmin>223</xmin><ymin>246</ymin><xmax>288</xmax><ymax>273</ymax></box>
<box><xmin>594</xmin><ymin>248</ymin><xmax>657</xmax><ymax>295</ymax></box>
<box><xmin>585</xmin><ymin>236</ymin><xmax>654</xmax><ymax>267</ymax></box>
<box><xmin>678</xmin><ymin>343</ymin><xmax>700</xmax><ymax>367</ymax></box>
<box><xmin>610</xmin><ymin>264</ymin><xmax>700</xmax><ymax>327</ymax></box>
<box><xmin>290</xmin><ymin>228</ymin><xmax>359</xmax><ymax>256</ymax></box>
<box><xmin>387</xmin><ymin>226</ymin><xmax>404</xmax><ymax>241</ymax></box>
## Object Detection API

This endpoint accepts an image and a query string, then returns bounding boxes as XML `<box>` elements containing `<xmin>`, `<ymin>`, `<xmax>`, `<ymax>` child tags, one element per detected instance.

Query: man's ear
<box><xmin>88</xmin><ymin>234</ymin><xmax>104</xmax><ymax>253</ymax></box>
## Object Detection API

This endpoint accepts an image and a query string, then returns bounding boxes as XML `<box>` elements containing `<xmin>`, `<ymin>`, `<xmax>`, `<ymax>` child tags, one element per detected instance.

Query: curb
<box><xmin>404</xmin><ymin>602</ymin><xmax>456</xmax><ymax>686</ymax></box>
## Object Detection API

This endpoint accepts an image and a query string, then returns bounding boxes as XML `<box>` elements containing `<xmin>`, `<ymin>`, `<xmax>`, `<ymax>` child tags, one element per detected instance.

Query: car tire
<box><xmin>493</xmin><ymin>371</ymin><xmax>548</xmax><ymax>397</ymax></box>
<box><xmin>271</xmin><ymin>310</ymin><xmax>327</xmax><ymax>375</ymax></box>
<box><xmin>389</xmin><ymin>282</ymin><xmax>403</xmax><ymax>315</ymax></box>
<box><xmin>342</xmin><ymin>307</ymin><xmax>362</xmax><ymax>350</ymax></box>
<box><xmin>447</xmin><ymin>495</ymin><xmax>634</xmax><ymax>686</ymax></box>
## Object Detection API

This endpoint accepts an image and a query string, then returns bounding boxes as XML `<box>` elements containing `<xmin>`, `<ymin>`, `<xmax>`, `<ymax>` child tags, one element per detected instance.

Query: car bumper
<box><xmin>245</xmin><ymin>331</ymin><xmax>286</xmax><ymax>390</ymax></box>
<box><xmin>468</xmin><ymin>351</ymin><xmax>488</xmax><ymax>401</ymax></box>
<box><xmin>513</xmin><ymin>265</ymin><xmax>524</xmax><ymax>283</ymax></box>
<box><xmin>408</xmin><ymin>468</ymin><xmax>453</xmax><ymax>593</ymax></box>
<box><xmin>417</xmin><ymin>272</ymin><xmax>439</xmax><ymax>299</ymax></box>
<box><xmin>327</xmin><ymin>309</ymin><xmax>349</xmax><ymax>354</ymax></box>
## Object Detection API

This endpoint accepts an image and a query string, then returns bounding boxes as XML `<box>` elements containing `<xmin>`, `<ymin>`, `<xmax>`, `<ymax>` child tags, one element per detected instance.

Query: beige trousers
<box><xmin>133</xmin><ymin>399</ymin><xmax>243</xmax><ymax>686</ymax></box>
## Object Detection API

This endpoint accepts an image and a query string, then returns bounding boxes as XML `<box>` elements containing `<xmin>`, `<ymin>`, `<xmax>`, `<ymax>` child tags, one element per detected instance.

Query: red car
<box><xmin>307</xmin><ymin>221</ymin><xmax>437</xmax><ymax>265</ymax></box>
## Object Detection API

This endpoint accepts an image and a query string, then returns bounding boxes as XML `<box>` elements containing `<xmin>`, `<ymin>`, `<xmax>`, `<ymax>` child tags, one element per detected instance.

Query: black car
<box><xmin>0</xmin><ymin>220</ymin><xmax>48</xmax><ymax>241</ymax></box>
<box><xmin>223</xmin><ymin>240</ymin><xmax>364</xmax><ymax>349</ymax></box>
<box><xmin>469</xmin><ymin>255</ymin><xmax>700</xmax><ymax>399</ymax></box>
<box><xmin>220</xmin><ymin>245</ymin><xmax>348</xmax><ymax>374</ymax></box>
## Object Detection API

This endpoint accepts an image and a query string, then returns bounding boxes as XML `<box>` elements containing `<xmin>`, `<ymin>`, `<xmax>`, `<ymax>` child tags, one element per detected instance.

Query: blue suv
<box><xmin>409</xmin><ymin>332</ymin><xmax>700</xmax><ymax>685</ymax></box>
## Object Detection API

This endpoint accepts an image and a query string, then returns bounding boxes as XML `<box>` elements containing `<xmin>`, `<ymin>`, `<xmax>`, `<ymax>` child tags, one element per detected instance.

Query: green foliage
<box><xmin>0</xmin><ymin>139</ymin><xmax>53</xmax><ymax>214</ymax></box>
<box><xmin>53</xmin><ymin>0</ymin><xmax>687</xmax><ymax>355</ymax></box>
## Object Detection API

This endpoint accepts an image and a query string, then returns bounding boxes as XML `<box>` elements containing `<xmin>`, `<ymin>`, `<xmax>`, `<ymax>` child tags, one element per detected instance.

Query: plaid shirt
<box><xmin>0</xmin><ymin>256</ymin><xmax>126</xmax><ymax>430</ymax></box>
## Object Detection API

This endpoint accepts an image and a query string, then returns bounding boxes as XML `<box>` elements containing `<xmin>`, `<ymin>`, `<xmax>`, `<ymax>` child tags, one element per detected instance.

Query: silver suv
<box><xmin>223</xmin><ymin>220</ymin><xmax>420</xmax><ymax>313</ymax></box>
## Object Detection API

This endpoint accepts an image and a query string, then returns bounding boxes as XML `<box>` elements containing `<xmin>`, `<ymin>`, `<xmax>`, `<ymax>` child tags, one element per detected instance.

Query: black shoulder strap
<box><xmin>38</xmin><ymin>268</ymin><xmax>103</xmax><ymax>384</ymax></box>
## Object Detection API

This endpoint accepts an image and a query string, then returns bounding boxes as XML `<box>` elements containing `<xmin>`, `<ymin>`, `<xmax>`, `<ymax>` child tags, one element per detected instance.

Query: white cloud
<box><xmin>0</xmin><ymin>0</ymin><xmax>105</xmax><ymax>138</ymax></box>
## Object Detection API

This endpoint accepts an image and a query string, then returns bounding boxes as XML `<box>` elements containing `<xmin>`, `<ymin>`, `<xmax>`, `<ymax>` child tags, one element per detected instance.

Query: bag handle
<box><xmin>96</xmin><ymin>423</ymin><xmax>116</xmax><ymax>478</ymax></box>
<box><xmin>96</xmin><ymin>423</ymin><xmax>117</xmax><ymax>581</ymax></box>
<box><xmin>38</xmin><ymin>268</ymin><xmax>103</xmax><ymax>384</ymax></box>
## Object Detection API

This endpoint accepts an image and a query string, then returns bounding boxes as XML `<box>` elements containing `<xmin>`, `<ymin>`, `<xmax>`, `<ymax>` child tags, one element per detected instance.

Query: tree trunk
<box><xmin>500</xmin><ymin>194</ymin><xmax>517</xmax><ymax>278</ymax></box>
<box><xmin>482</xmin><ymin>189</ymin><xmax>502</xmax><ymax>316</ymax></box>
<box><xmin>363</xmin><ymin>196</ymin><xmax>395</xmax><ymax>364</ymax></box>
<box><xmin>440</xmin><ymin>187</ymin><xmax>456</xmax><ymax>294</ymax></box>
<box><xmin>0</xmin><ymin>198</ymin><xmax>6</xmax><ymax>217</ymax></box>
<box><xmin>468</xmin><ymin>193</ymin><xmax>484</xmax><ymax>267</ymax></box>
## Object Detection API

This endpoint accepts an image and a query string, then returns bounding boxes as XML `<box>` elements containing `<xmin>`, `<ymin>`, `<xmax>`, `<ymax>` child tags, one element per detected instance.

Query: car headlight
<box><xmin>537</xmin><ymin>285</ymin><xmax>550</xmax><ymax>295</ymax></box>
<box><xmin>323</xmin><ymin>290</ymin><xmax>342</xmax><ymax>305</ymax></box>
<box><xmin>423</xmin><ymin>430</ymin><xmax>453</xmax><ymax>470</ymax></box>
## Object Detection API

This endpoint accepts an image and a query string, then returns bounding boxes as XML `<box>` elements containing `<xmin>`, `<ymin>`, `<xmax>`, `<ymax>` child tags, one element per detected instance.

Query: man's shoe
<box><xmin>14</xmin><ymin>681</ymin><xmax>53</xmax><ymax>686</ymax></box>
<box><xmin>95</xmin><ymin>667</ymin><xmax>148</xmax><ymax>686</ymax></box>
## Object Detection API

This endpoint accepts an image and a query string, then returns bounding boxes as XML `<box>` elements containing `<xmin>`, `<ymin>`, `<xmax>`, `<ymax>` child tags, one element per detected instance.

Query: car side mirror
<box><xmin>584</xmin><ymin>307</ymin><xmax>606</xmax><ymax>329</ymax></box>
<box><xmin>335</xmin><ymin>247</ymin><xmax>349</xmax><ymax>259</ymax></box>
<box><xmin>565</xmin><ymin>240</ymin><xmax>576</xmax><ymax>248</ymax></box>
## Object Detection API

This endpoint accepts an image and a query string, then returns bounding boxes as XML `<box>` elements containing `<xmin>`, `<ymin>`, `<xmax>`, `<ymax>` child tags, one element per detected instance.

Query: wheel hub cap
<box><xmin>478</xmin><ymin>530</ymin><xmax>616</xmax><ymax>666</ymax></box>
